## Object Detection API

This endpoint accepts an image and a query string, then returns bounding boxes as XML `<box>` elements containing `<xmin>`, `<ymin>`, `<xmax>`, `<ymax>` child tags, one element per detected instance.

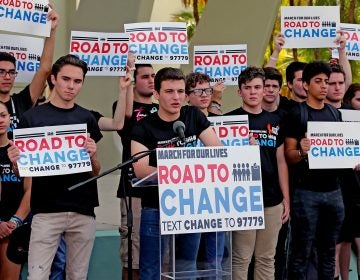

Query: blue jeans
<box><xmin>289</xmin><ymin>188</ymin><xmax>344</xmax><ymax>280</ymax></box>
<box><xmin>139</xmin><ymin>208</ymin><xmax>201</xmax><ymax>280</ymax></box>
<box><xmin>50</xmin><ymin>235</ymin><xmax>66</xmax><ymax>280</ymax></box>
<box><xmin>199</xmin><ymin>232</ymin><xmax>225</xmax><ymax>270</ymax></box>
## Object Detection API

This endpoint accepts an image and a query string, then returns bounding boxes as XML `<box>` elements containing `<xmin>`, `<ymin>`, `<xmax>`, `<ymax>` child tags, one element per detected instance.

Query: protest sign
<box><xmin>0</xmin><ymin>0</ymin><xmax>51</xmax><ymax>37</ymax></box>
<box><xmin>0</xmin><ymin>33</ymin><xmax>43</xmax><ymax>83</ymax></box>
<box><xmin>340</xmin><ymin>109</ymin><xmax>360</xmax><ymax>122</ymax></box>
<box><xmin>13</xmin><ymin>124</ymin><xmax>92</xmax><ymax>176</ymax></box>
<box><xmin>281</xmin><ymin>6</ymin><xmax>340</xmax><ymax>48</ymax></box>
<box><xmin>332</xmin><ymin>23</ymin><xmax>360</xmax><ymax>60</ymax></box>
<box><xmin>124</xmin><ymin>22</ymin><xmax>188</xmax><ymax>64</ymax></box>
<box><xmin>157</xmin><ymin>146</ymin><xmax>264</xmax><ymax>234</ymax></box>
<box><xmin>308</xmin><ymin>121</ymin><xmax>360</xmax><ymax>169</ymax></box>
<box><xmin>70</xmin><ymin>31</ymin><xmax>129</xmax><ymax>76</ymax></box>
<box><xmin>193</xmin><ymin>45</ymin><xmax>247</xmax><ymax>85</ymax></box>
<box><xmin>197</xmin><ymin>115</ymin><xmax>249</xmax><ymax>147</ymax></box>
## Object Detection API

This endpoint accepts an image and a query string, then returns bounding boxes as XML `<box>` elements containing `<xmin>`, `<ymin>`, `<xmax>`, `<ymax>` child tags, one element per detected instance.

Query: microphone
<box><xmin>173</xmin><ymin>121</ymin><xmax>186</xmax><ymax>142</ymax></box>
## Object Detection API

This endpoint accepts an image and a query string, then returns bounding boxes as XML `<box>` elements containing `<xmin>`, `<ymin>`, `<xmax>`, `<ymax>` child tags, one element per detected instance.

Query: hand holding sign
<box><xmin>7</xmin><ymin>140</ymin><xmax>20</xmax><ymax>173</ymax></box>
<box><xmin>47</xmin><ymin>3</ymin><xmax>59</xmax><ymax>32</ymax></box>
<box><xmin>300</xmin><ymin>133</ymin><xmax>310</xmax><ymax>157</ymax></box>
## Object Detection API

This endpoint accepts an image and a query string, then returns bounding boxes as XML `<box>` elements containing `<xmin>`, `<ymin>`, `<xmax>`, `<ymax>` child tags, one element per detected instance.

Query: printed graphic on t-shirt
<box><xmin>0</xmin><ymin>163</ymin><xmax>20</xmax><ymax>182</ymax></box>
<box><xmin>251</xmin><ymin>123</ymin><xmax>280</xmax><ymax>147</ymax></box>
<box><xmin>134</xmin><ymin>105</ymin><xmax>158</xmax><ymax>122</ymax></box>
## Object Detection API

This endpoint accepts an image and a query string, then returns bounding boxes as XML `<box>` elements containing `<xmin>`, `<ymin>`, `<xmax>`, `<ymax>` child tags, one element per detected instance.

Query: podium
<box><xmin>133</xmin><ymin>172</ymin><xmax>232</xmax><ymax>280</ymax></box>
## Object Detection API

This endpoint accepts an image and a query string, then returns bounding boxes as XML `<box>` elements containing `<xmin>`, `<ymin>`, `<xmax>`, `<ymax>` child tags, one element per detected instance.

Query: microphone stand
<box><xmin>68</xmin><ymin>149</ymin><xmax>155</xmax><ymax>280</ymax></box>
<box><xmin>69</xmin><ymin>136</ymin><xmax>182</xmax><ymax>280</ymax></box>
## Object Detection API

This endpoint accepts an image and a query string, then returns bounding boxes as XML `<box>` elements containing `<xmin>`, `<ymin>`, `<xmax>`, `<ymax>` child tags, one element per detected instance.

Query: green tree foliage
<box><xmin>266</xmin><ymin>0</ymin><xmax>360</xmax><ymax>84</ymax></box>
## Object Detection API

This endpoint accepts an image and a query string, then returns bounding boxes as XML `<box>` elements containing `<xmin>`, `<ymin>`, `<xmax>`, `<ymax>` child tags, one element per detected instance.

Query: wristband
<box><xmin>9</xmin><ymin>215</ymin><xmax>23</xmax><ymax>228</ymax></box>
<box><xmin>209</xmin><ymin>101</ymin><xmax>222</xmax><ymax>112</ymax></box>
<box><xmin>269</xmin><ymin>56</ymin><xmax>278</xmax><ymax>61</ymax></box>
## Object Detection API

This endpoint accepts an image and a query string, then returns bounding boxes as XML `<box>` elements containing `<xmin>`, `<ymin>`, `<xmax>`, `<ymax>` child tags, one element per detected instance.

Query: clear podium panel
<box><xmin>160</xmin><ymin>231</ymin><xmax>232</xmax><ymax>280</ymax></box>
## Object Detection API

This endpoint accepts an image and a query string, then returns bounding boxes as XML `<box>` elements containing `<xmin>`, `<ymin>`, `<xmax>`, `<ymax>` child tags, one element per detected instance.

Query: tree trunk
<box><xmin>193</xmin><ymin>0</ymin><xmax>200</xmax><ymax>25</ymax></box>
<box><xmin>348</xmin><ymin>0</ymin><xmax>356</xmax><ymax>23</ymax></box>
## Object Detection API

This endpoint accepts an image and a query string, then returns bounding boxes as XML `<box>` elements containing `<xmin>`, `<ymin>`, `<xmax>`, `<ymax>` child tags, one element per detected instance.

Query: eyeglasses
<box><xmin>188</xmin><ymin>88</ymin><xmax>213</xmax><ymax>96</ymax></box>
<box><xmin>0</xmin><ymin>69</ymin><xmax>18</xmax><ymax>78</ymax></box>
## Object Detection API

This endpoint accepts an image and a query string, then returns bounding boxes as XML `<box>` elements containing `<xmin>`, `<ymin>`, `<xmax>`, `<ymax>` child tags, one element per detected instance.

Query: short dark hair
<box><xmin>47</xmin><ymin>74</ymin><xmax>54</xmax><ymax>90</ymax></box>
<box><xmin>329</xmin><ymin>63</ymin><xmax>345</xmax><ymax>80</ymax></box>
<box><xmin>185</xmin><ymin>72</ymin><xmax>211</xmax><ymax>94</ymax></box>
<box><xmin>238</xmin><ymin>66</ymin><xmax>265</xmax><ymax>88</ymax></box>
<box><xmin>0</xmin><ymin>101</ymin><xmax>8</xmax><ymax>113</ymax></box>
<box><xmin>302</xmin><ymin>61</ymin><xmax>331</xmax><ymax>85</ymax></box>
<box><xmin>343</xmin><ymin>83</ymin><xmax>360</xmax><ymax>106</ymax></box>
<box><xmin>0</xmin><ymin>52</ymin><xmax>16</xmax><ymax>67</ymax></box>
<box><xmin>286</xmin><ymin>61</ymin><xmax>307</xmax><ymax>84</ymax></box>
<box><xmin>154</xmin><ymin>67</ymin><xmax>185</xmax><ymax>92</ymax></box>
<box><xmin>134</xmin><ymin>64</ymin><xmax>153</xmax><ymax>83</ymax></box>
<box><xmin>263</xmin><ymin>67</ymin><xmax>282</xmax><ymax>88</ymax></box>
<box><xmin>52</xmin><ymin>54</ymin><xmax>88</xmax><ymax>79</ymax></box>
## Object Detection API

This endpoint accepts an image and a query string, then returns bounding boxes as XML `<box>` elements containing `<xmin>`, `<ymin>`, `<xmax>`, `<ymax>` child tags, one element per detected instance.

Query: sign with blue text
<box><xmin>193</xmin><ymin>44</ymin><xmax>247</xmax><ymax>85</ymax></box>
<box><xmin>0</xmin><ymin>33</ymin><xmax>44</xmax><ymax>83</ymax></box>
<box><xmin>124</xmin><ymin>22</ymin><xmax>189</xmax><ymax>64</ymax></box>
<box><xmin>157</xmin><ymin>146</ymin><xmax>264</xmax><ymax>235</ymax></box>
<box><xmin>308</xmin><ymin>121</ymin><xmax>360</xmax><ymax>169</ymax></box>
<box><xmin>70</xmin><ymin>31</ymin><xmax>129</xmax><ymax>76</ymax></box>
<box><xmin>0</xmin><ymin>0</ymin><xmax>51</xmax><ymax>37</ymax></box>
<box><xmin>13</xmin><ymin>124</ymin><xmax>92</xmax><ymax>176</ymax></box>
<box><xmin>332</xmin><ymin>23</ymin><xmax>360</xmax><ymax>61</ymax></box>
<box><xmin>281</xmin><ymin>6</ymin><xmax>340</xmax><ymax>48</ymax></box>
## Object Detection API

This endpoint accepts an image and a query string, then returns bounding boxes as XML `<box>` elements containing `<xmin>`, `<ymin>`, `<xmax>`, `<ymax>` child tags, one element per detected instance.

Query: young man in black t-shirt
<box><xmin>8</xmin><ymin>55</ymin><xmax>102</xmax><ymax>280</ymax></box>
<box><xmin>226</xmin><ymin>67</ymin><xmax>289</xmax><ymax>280</ymax></box>
<box><xmin>284</xmin><ymin>61</ymin><xmax>345</xmax><ymax>280</ymax></box>
<box><xmin>131</xmin><ymin>67</ymin><xmax>221</xmax><ymax>280</ymax></box>
<box><xmin>113</xmin><ymin>63</ymin><xmax>157</xmax><ymax>280</ymax></box>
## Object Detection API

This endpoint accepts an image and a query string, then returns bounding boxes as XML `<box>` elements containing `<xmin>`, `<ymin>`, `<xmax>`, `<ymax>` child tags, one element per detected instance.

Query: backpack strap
<box><xmin>325</xmin><ymin>103</ymin><xmax>341</xmax><ymax>121</ymax></box>
<box><xmin>299</xmin><ymin>101</ymin><xmax>308</xmax><ymax>128</ymax></box>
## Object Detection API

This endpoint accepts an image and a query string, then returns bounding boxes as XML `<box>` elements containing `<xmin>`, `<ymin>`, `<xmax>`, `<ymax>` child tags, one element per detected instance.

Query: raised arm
<box><xmin>336</xmin><ymin>31</ymin><xmax>352</xmax><ymax>90</ymax></box>
<box><xmin>97</xmin><ymin>66</ymin><xmax>132</xmax><ymax>131</ymax></box>
<box><xmin>29</xmin><ymin>4</ymin><xmax>59</xmax><ymax>104</ymax></box>
<box><xmin>265</xmin><ymin>33</ymin><xmax>285</xmax><ymax>68</ymax></box>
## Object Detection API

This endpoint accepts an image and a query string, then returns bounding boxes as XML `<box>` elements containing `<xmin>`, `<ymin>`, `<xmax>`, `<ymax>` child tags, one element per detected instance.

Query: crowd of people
<box><xmin>0</xmin><ymin>4</ymin><xmax>360</xmax><ymax>280</ymax></box>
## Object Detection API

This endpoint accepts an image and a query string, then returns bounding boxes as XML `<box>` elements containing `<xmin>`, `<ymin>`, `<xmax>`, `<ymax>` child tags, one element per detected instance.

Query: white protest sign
<box><xmin>281</xmin><ymin>6</ymin><xmax>340</xmax><ymax>48</ymax></box>
<box><xmin>14</xmin><ymin>124</ymin><xmax>92</xmax><ymax>176</ymax></box>
<box><xmin>332</xmin><ymin>23</ymin><xmax>360</xmax><ymax>60</ymax></box>
<box><xmin>157</xmin><ymin>146</ymin><xmax>264</xmax><ymax>235</ymax></box>
<box><xmin>0</xmin><ymin>0</ymin><xmax>51</xmax><ymax>37</ymax></box>
<box><xmin>124</xmin><ymin>22</ymin><xmax>189</xmax><ymax>64</ymax></box>
<box><xmin>70</xmin><ymin>31</ymin><xmax>129</xmax><ymax>76</ymax></box>
<box><xmin>0</xmin><ymin>33</ymin><xmax>44</xmax><ymax>83</ymax></box>
<box><xmin>193</xmin><ymin>45</ymin><xmax>247</xmax><ymax>85</ymax></box>
<box><xmin>197</xmin><ymin>115</ymin><xmax>249</xmax><ymax>147</ymax></box>
<box><xmin>340</xmin><ymin>109</ymin><xmax>360</xmax><ymax>122</ymax></box>
<box><xmin>308</xmin><ymin>121</ymin><xmax>360</xmax><ymax>169</ymax></box>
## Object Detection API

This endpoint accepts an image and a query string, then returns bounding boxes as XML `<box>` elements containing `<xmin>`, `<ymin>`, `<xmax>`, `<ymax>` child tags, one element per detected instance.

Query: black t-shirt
<box><xmin>90</xmin><ymin>110</ymin><xmax>104</xmax><ymax>123</ymax></box>
<box><xmin>278</xmin><ymin>95</ymin><xmax>298</xmax><ymax>113</ymax></box>
<box><xmin>131</xmin><ymin>106</ymin><xmax>210</xmax><ymax>209</ymax></box>
<box><xmin>226</xmin><ymin>108</ymin><xmax>284</xmax><ymax>207</ymax></box>
<box><xmin>6</xmin><ymin>85</ymin><xmax>33</xmax><ymax>138</ymax></box>
<box><xmin>0</xmin><ymin>144</ymin><xmax>23</xmax><ymax>221</ymax></box>
<box><xmin>284</xmin><ymin>103</ymin><xmax>342</xmax><ymax>192</ymax></box>
<box><xmin>18</xmin><ymin>102</ymin><xmax>103</xmax><ymax>217</ymax></box>
<box><xmin>112</xmin><ymin>101</ymin><xmax>158</xmax><ymax>198</ymax></box>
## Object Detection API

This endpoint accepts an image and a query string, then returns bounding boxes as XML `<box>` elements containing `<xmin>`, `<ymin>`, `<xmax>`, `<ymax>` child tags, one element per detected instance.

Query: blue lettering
<box><xmin>197</xmin><ymin>188</ymin><xmax>213</xmax><ymax>214</ymax></box>
<box><xmin>214</xmin><ymin>187</ymin><xmax>230</xmax><ymax>213</ymax></box>
<box><xmin>249</xmin><ymin>186</ymin><xmax>262</xmax><ymax>211</ymax></box>
<box><xmin>232</xmin><ymin>186</ymin><xmax>247</xmax><ymax>212</ymax></box>
<box><xmin>161</xmin><ymin>189</ymin><xmax>176</xmax><ymax>216</ymax></box>
<box><xmin>179</xmin><ymin>189</ymin><xmax>194</xmax><ymax>215</ymax></box>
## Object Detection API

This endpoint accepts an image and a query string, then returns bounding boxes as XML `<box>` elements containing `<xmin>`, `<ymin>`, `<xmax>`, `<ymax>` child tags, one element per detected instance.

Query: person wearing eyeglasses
<box><xmin>185</xmin><ymin>72</ymin><xmax>226</xmax><ymax>275</ymax></box>
<box><xmin>0</xmin><ymin>5</ymin><xmax>59</xmax><ymax>137</ymax></box>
